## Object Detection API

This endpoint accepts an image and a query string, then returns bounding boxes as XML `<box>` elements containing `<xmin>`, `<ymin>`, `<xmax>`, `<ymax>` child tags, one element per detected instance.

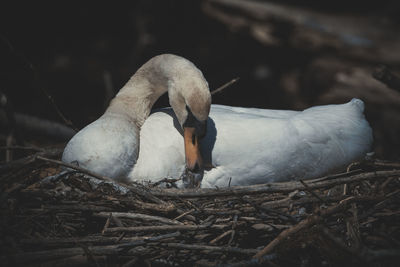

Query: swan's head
<box><xmin>165</xmin><ymin>55</ymin><xmax>211</xmax><ymax>183</ymax></box>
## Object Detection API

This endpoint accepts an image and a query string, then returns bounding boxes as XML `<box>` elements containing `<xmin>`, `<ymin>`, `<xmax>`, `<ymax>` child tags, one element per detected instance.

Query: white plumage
<box><xmin>62</xmin><ymin>113</ymin><xmax>139</xmax><ymax>181</ymax></box>
<box><xmin>130</xmin><ymin>99</ymin><xmax>373</xmax><ymax>187</ymax></box>
<box><xmin>62</xmin><ymin>54</ymin><xmax>373</xmax><ymax>188</ymax></box>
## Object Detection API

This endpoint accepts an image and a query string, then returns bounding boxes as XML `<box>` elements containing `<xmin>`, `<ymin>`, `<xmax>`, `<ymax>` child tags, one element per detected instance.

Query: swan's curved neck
<box><xmin>104</xmin><ymin>54</ymin><xmax>209</xmax><ymax>128</ymax></box>
<box><xmin>105</xmin><ymin>71</ymin><xmax>167</xmax><ymax>127</ymax></box>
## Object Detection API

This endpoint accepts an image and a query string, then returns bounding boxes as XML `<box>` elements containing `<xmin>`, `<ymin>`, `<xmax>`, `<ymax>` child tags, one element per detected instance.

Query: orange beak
<box><xmin>183</xmin><ymin>127</ymin><xmax>203</xmax><ymax>172</ymax></box>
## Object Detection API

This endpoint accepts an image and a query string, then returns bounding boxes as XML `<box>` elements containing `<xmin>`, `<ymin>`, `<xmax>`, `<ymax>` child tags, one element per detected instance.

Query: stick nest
<box><xmin>1</xmin><ymin>148</ymin><xmax>399</xmax><ymax>266</ymax></box>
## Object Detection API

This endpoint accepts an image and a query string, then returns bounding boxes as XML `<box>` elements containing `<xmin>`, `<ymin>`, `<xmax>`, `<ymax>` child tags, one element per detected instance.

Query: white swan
<box><xmin>62</xmin><ymin>54</ymin><xmax>373</xmax><ymax>188</ymax></box>
<box><xmin>62</xmin><ymin>54</ymin><xmax>210</xmax><ymax>182</ymax></box>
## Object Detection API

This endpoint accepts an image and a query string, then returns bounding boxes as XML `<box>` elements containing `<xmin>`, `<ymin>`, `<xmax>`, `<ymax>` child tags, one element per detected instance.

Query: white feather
<box><xmin>61</xmin><ymin>54</ymin><xmax>373</xmax><ymax>188</ymax></box>
<box><xmin>129</xmin><ymin>99</ymin><xmax>373</xmax><ymax>187</ymax></box>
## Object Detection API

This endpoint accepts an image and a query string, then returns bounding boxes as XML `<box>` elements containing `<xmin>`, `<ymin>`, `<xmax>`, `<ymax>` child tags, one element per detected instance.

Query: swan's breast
<box><xmin>62</xmin><ymin>115</ymin><xmax>139</xmax><ymax>180</ymax></box>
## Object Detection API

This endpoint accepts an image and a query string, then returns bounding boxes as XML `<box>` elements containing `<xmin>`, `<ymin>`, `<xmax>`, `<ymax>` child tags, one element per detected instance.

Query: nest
<box><xmin>1</xmin><ymin>148</ymin><xmax>399</xmax><ymax>266</ymax></box>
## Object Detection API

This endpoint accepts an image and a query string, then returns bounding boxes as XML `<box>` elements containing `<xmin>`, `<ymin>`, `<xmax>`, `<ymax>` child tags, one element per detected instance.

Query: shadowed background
<box><xmin>1</xmin><ymin>0</ymin><xmax>400</xmax><ymax>159</ymax></box>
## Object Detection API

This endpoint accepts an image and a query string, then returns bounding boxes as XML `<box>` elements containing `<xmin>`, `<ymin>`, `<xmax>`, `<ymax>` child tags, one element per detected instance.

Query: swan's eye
<box><xmin>196</xmin><ymin>120</ymin><xmax>207</xmax><ymax>139</ymax></box>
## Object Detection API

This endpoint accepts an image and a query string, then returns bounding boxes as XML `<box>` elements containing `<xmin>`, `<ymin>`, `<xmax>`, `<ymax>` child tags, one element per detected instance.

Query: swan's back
<box><xmin>201</xmin><ymin>99</ymin><xmax>373</xmax><ymax>187</ymax></box>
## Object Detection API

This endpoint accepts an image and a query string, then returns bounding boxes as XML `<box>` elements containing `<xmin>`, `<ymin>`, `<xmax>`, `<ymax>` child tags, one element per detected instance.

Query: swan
<box><xmin>62</xmin><ymin>54</ymin><xmax>210</xmax><ymax>183</ymax></box>
<box><xmin>62</xmin><ymin>54</ymin><xmax>373</xmax><ymax>188</ymax></box>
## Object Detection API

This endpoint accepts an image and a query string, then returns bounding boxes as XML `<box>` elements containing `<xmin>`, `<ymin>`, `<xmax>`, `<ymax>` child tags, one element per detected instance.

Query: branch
<box><xmin>35</xmin><ymin>156</ymin><xmax>169</xmax><ymax>205</ymax></box>
<box><xmin>253</xmin><ymin>196</ymin><xmax>358</xmax><ymax>262</ymax></box>
<box><xmin>149</xmin><ymin>170</ymin><xmax>400</xmax><ymax>198</ymax></box>
<box><xmin>94</xmin><ymin>212</ymin><xmax>183</xmax><ymax>225</ymax></box>
<box><xmin>104</xmin><ymin>224</ymin><xmax>210</xmax><ymax>234</ymax></box>
<box><xmin>210</xmin><ymin>77</ymin><xmax>240</xmax><ymax>95</ymax></box>
<box><xmin>0</xmin><ymin>111</ymin><xmax>76</xmax><ymax>141</ymax></box>
<box><xmin>161</xmin><ymin>242</ymin><xmax>259</xmax><ymax>255</ymax></box>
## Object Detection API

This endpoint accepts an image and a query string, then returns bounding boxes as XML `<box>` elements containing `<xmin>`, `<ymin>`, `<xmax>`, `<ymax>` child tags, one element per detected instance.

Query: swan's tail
<box><xmin>344</xmin><ymin>98</ymin><xmax>373</xmax><ymax>158</ymax></box>
<box><xmin>299</xmin><ymin>98</ymin><xmax>373</xmax><ymax>170</ymax></box>
<box><xmin>350</xmin><ymin>98</ymin><xmax>365</xmax><ymax>112</ymax></box>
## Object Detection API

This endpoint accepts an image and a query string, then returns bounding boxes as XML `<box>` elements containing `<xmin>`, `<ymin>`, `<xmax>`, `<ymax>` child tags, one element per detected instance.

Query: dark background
<box><xmin>1</xmin><ymin>0</ymin><xmax>400</xmax><ymax>159</ymax></box>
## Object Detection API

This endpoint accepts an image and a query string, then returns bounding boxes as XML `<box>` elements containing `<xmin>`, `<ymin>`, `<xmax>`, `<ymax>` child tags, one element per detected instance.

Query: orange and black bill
<box><xmin>183</xmin><ymin>126</ymin><xmax>203</xmax><ymax>172</ymax></box>
<box><xmin>182</xmin><ymin>105</ymin><xmax>208</xmax><ymax>173</ymax></box>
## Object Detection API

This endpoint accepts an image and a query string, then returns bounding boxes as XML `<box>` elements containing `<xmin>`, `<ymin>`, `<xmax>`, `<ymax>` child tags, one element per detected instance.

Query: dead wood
<box><xmin>1</xmin><ymin>156</ymin><xmax>399</xmax><ymax>266</ymax></box>
<box><xmin>254</xmin><ymin>196</ymin><xmax>361</xmax><ymax>261</ymax></box>
<box><xmin>94</xmin><ymin>211</ymin><xmax>183</xmax><ymax>225</ymax></box>
<box><xmin>150</xmin><ymin>170</ymin><xmax>400</xmax><ymax>197</ymax></box>
<box><xmin>0</xmin><ymin>111</ymin><xmax>76</xmax><ymax>140</ymax></box>
<box><xmin>35</xmin><ymin>155</ymin><xmax>170</xmax><ymax>205</ymax></box>
<box><xmin>204</xmin><ymin>0</ymin><xmax>400</xmax><ymax>64</ymax></box>
<box><xmin>104</xmin><ymin>224</ymin><xmax>219</xmax><ymax>234</ymax></box>
<box><xmin>161</xmin><ymin>242</ymin><xmax>258</xmax><ymax>255</ymax></box>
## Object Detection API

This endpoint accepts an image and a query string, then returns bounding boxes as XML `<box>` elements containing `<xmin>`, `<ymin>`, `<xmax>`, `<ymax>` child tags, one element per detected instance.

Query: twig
<box><xmin>209</xmin><ymin>230</ymin><xmax>234</xmax><ymax>245</ymax></box>
<box><xmin>35</xmin><ymin>156</ymin><xmax>117</xmax><ymax>183</ymax></box>
<box><xmin>218</xmin><ymin>254</ymin><xmax>277</xmax><ymax>267</ymax></box>
<box><xmin>112</xmin><ymin>216</ymin><xmax>126</xmax><ymax>242</ymax></box>
<box><xmin>371</xmin><ymin>160</ymin><xmax>400</xmax><ymax>169</ymax></box>
<box><xmin>94</xmin><ymin>212</ymin><xmax>183</xmax><ymax>225</ymax></box>
<box><xmin>161</xmin><ymin>243</ymin><xmax>258</xmax><ymax>255</ymax></box>
<box><xmin>121</xmin><ymin>258</ymin><xmax>138</xmax><ymax>267</ymax></box>
<box><xmin>228</xmin><ymin>214</ymin><xmax>238</xmax><ymax>245</ymax></box>
<box><xmin>173</xmin><ymin>208</ymin><xmax>195</xmax><ymax>221</ymax></box>
<box><xmin>253</xmin><ymin>196</ymin><xmax>358</xmax><ymax>262</ymax></box>
<box><xmin>299</xmin><ymin>179</ymin><xmax>326</xmax><ymax>203</ymax></box>
<box><xmin>104</xmin><ymin>224</ymin><xmax>212</xmax><ymax>234</ymax></box>
<box><xmin>150</xmin><ymin>170</ymin><xmax>400</xmax><ymax>198</ymax></box>
<box><xmin>261</xmin><ymin>194</ymin><xmax>344</xmax><ymax>209</ymax></box>
<box><xmin>38</xmin><ymin>86</ymin><xmax>79</xmax><ymax>132</ymax></box>
<box><xmin>35</xmin><ymin>156</ymin><xmax>168</xmax><ymax>205</ymax></box>
<box><xmin>128</xmin><ymin>200</ymin><xmax>176</xmax><ymax>213</ymax></box>
<box><xmin>0</xmin><ymin>146</ymin><xmax>43</xmax><ymax>152</ymax></box>
<box><xmin>20</xmin><ymin>235</ymin><xmax>151</xmax><ymax>247</ymax></box>
<box><xmin>0</xmin><ymin>147</ymin><xmax>63</xmax><ymax>175</ymax></box>
<box><xmin>117</xmin><ymin>232</ymin><xmax>181</xmax><ymax>251</ymax></box>
<box><xmin>101</xmin><ymin>214</ymin><xmax>112</xmax><ymax>235</ymax></box>
<box><xmin>210</xmin><ymin>77</ymin><xmax>240</xmax><ymax>95</ymax></box>
<box><xmin>2</xmin><ymin>233</ymin><xmax>180</xmax><ymax>265</ymax></box>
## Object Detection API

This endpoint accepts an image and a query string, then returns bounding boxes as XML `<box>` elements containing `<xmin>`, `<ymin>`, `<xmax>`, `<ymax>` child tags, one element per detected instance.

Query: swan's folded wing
<box><xmin>290</xmin><ymin>99</ymin><xmax>373</xmax><ymax>178</ymax></box>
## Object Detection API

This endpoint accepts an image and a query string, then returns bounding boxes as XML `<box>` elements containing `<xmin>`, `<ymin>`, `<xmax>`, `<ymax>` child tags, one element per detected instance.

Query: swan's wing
<box><xmin>201</xmin><ymin>99</ymin><xmax>373</xmax><ymax>187</ymax></box>
<box><xmin>131</xmin><ymin>100</ymin><xmax>372</xmax><ymax>188</ymax></box>
<box><xmin>201</xmin><ymin>109</ymin><xmax>293</xmax><ymax>187</ymax></box>
<box><xmin>291</xmin><ymin>98</ymin><xmax>373</xmax><ymax>178</ymax></box>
